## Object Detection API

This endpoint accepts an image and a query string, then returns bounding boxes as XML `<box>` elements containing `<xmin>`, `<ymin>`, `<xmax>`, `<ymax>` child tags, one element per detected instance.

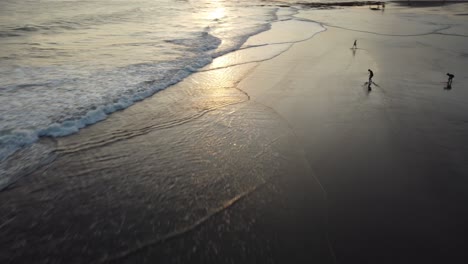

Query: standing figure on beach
<box><xmin>368</xmin><ymin>69</ymin><xmax>374</xmax><ymax>90</ymax></box>
<box><xmin>447</xmin><ymin>73</ymin><xmax>454</xmax><ymax>86</ymax></box>
<box><xmin>352</xmin><ymin>40</ymin><xmax>357</xmax><ymax>49</ymax></box>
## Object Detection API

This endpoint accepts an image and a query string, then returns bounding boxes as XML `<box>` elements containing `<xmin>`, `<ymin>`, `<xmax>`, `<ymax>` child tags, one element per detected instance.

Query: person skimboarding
<box><xmin>352</xmin><ymin>40</ymin><xmax>357</xmax><ymax>49</ymax></box>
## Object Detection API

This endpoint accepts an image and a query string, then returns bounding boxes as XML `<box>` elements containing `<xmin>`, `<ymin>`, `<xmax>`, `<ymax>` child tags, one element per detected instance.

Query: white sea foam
<box><xmin>0</xmin><ymin>130</ymin><xmax>39</xmax><ymax>163</ymax></box>
<box><xmin>0</xmin><ymin>0</ymin><xmax>303</xmax><ymax>163</ymax></box>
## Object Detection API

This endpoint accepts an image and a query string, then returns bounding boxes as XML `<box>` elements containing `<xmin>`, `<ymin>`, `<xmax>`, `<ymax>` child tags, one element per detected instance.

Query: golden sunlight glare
<box><xmin>209</xmin><ymin>7</ymin><xmax>225</xmax><ymax>20</ymax></box>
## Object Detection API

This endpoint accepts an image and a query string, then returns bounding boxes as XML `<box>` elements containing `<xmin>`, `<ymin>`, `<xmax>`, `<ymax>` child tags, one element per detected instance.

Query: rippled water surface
<box><xmin>0</xmin><ymin>0</ymin><xmax>287</xmax><ymax>161</ymax></box>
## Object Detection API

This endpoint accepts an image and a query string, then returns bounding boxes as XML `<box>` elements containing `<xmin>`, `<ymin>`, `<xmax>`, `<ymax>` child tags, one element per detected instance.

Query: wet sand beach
<box><xmin>2</xmin><ymin>2</ymin><xmax>468</xmax><ymax>263</ymax></box>
<box><xmin>240</xmin><ymin>3</ymin><xmax>468</xmax><ymax>262</ymax></box>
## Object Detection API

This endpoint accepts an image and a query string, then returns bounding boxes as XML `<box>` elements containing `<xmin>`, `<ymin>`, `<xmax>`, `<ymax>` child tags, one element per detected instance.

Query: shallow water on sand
<box><xmin>0</xmin><ymin>11</ymin><xmax>328</xmax><ymax>262</ymax></box>
<box><xmin>0</xmin><ymin>0</ymin><xmax>307</xmax><ymax>188</ymax></box>
<box><xmin>0</xmin><ymin>0</ymin><xmax>286</xmax><ymax>163</ymax></box>
<box><xmin>0</xmin><ymin>62</ymin><xmax>323</xmax><ymax>263</ymax></box>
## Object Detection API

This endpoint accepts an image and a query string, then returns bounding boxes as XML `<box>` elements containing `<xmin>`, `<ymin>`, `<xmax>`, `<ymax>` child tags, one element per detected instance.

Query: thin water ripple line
<box><xmin>294</xmin><ymin>16</ymin><xmax>465</xmax><ymax>37</ymax></box>
<box><xmin>198</xmin><ymin>21</ymin><xmax>326</xmax><ymax>73</ymax></box>
<box><xmin>56</xmin><ymin>97</ymin><xmax>249</xmax><ymax>155</ymax></box>
<box><xmin>323</xmin><ymin>24</ymin><xmax>455</xmax><ymax>37</ymax></box>
<box><xmin>99</xmin><ymin>177</ymin><xmax>270</xmax><ymax>263</ymax></box>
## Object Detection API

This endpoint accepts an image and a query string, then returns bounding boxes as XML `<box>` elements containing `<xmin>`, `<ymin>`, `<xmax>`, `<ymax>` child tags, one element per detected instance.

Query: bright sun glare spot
<box><xmin>210</xmin><ymin>7</ymin><xmax>225</xmax><ymax>20</ymax></box>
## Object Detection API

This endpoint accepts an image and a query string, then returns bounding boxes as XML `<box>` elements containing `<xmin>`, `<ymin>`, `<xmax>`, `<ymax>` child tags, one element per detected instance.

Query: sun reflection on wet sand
<box><xmin>190</xmin><ymin>66</ymin><xmax>251</xmax><ymax>112</ymax></box>
<box><xmin>203</xmin><ymin>44</ymin><xmax>291</xmax><ymax>71</ymax></box>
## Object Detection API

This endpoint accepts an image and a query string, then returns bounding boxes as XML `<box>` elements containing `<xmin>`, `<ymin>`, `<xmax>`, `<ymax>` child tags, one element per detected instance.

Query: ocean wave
<box><xmin>0</xmin><ymin>55</ymin><xmax>212</xmax><ymax>161</ymax></box>
<box><xmin>0</xmin><ymin>130</ymin><xmax>39</xmax><ymax>163</ymax></box>
<box><xmin>0</xmin><ymin>7</ymin><xmax>143</xmax><ymax>38</ymax></box>
<box><xmin>165</xmin><ymin>32</ymin><xmax>222</xmax><ymax>52</ymax></box>
<box><xmin>0</xmin><ymin>1</ymin><xmax>284</xmax><ymax>163</ymax></box>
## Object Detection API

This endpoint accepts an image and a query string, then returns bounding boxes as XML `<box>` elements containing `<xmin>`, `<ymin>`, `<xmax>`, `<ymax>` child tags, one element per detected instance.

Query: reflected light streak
<box><xmin>207</xmin><ymin>51</ymin><xmax>240</xmax><ymax>70</ymax></box>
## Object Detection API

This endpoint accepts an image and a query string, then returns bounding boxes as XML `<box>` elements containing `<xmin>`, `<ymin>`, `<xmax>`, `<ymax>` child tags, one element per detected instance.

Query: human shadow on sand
<box><xmin>363</xmin><ymin>81</ymin><xmax>380</xmax><ymax>92</ymax></box>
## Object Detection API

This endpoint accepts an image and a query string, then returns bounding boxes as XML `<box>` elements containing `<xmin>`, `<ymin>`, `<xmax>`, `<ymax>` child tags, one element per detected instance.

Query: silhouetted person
<box><xmin>367</xmin><ymin>69</ymin><xmax>374</xmax><ymax>91</ymax></box>
<box><xmin>447</xmin><ymin>73</ymin><xmax>454</xmax><ymax>85</ymax></box>
<box><xmin>352</xmin><ymin>40</ymin><xmax>357</xmax><ymax>49</ymax></box>
<box><xmin>445</xmin><ymin>73</ymin><xmax>454</xmax><ymax>90</ymax></box>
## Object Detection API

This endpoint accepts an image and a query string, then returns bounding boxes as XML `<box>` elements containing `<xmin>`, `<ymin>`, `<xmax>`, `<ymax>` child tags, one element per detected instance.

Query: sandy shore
<box><xmin>240</xmin><ymin>3</ymin><xmax>468</xmax><ymax>262</ymax></box>
<box><xmin>1</xmin><ymin>2</ymin><xmax>468</xmax><ymax>263</ymax></box>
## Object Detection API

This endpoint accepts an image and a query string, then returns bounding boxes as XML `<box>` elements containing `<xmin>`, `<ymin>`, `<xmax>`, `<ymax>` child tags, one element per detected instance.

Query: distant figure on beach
<box><xmin>352</xmin><ymin>40</ymin><xmax>357</xmax><ymax>49</ymax></box>
<box><xmin>368</xmin><ymin>69</ymin><xmax>374</xmax><ymax>82</ymax></box>
<box><xmin>444</xmin><ymin>73</ymin><xmax>455</xmax><ymax>90</ymax></box>
<box><xmin>368</xmin><ymin>69</ymin><xmax>374</xmax><ymax>90</ymax></box>
<box><xmin>447</xmin><ymin>73</ymin><xmax>454</xmax><ymax>85</ymax></box>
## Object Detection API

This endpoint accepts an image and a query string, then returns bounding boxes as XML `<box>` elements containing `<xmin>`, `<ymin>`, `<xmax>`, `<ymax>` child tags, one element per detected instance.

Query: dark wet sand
<box><xmin>240</xmin><ymin>3</ymin><xmax>468</xmax><ymax>263</ymax></box>
<box><xmin>0</xmin><ymin>99</ymin><xmax>334</xmax><ymax>263</ymax></box>
<box><xmin>114</xmin><ymin>148</ymin><xmax>334</xmax><ymax>264</ymax></box>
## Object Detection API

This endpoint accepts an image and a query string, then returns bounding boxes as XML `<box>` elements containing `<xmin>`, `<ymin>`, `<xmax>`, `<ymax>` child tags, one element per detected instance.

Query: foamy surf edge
<box><xmin>0</xmin><ymin>25</ymin><xmax>273</xmax><ymax>163</ymax></box>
